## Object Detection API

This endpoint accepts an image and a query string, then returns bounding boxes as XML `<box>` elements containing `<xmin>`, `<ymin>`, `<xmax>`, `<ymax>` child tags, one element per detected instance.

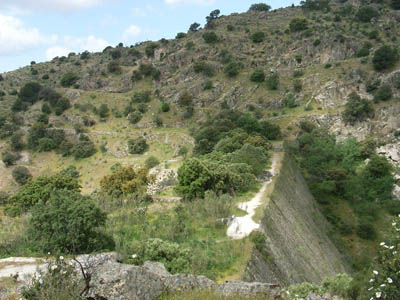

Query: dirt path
<box><xmin>0</xmin><ymin>257</ymin><xmax>46</xmax><ymax>281</ymax></box>
<box><xmin>226</xmin><ymin>152</ymin><xmax>282</xmax><ymax>239</ymax></box>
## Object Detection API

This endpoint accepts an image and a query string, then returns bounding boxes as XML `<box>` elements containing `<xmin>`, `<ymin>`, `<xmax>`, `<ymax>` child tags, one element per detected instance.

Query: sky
<box><xmin>0</xmin><ymin>0</ymin><xmax>300</xmax><ymax>73</ymax></box>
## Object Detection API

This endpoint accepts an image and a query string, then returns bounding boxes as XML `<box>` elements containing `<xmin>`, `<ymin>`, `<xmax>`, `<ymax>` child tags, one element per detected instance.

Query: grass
<box><xmin>158</xmin><ymin>290</ymin><xmax>273</xmax><ymax>300</ymax></box>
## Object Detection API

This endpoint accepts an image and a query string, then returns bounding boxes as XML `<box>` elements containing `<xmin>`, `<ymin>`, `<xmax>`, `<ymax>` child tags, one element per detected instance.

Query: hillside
<box><xmin>1</xmin><ymin>0</ymin><xmax>400</xmax><ymax>299</ymax></box>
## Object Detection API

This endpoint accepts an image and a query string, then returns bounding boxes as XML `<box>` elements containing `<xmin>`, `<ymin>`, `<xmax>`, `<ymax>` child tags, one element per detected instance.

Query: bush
<box><xmin>2</xmin><ymin>151</ymin><xmax>19</xmax><ymax>167</ymax></box>
<box><xmin>202</xmin><ymin>32</ymin><xmax>218</xmax><ymax>44</ymax></box>
<box><xmin>176</xmin><ymin>32</ymin><xmax>186</xmax><ymax>39</ymax></box>
<box><xmin>203</xmin><ymin>80</ymin><xmax>213</xmax><ymax>90</ymax></box>
<box><xmin>374</xmin><ymin>85</ymin><xmax>393</xmax><ymax>102</ymax></box>
<box><xmin>71</xmin><ymin>140</ymin><xmax>97</xmax><ymax>159</ymax></box>
<box><xmin>135</xmin><ymin>238</ymin><xmax>191</xmax><ymax>274</ymax></box>
<box><xmin>178</xmin><ymin>146</ymin><xmax>189</xmax><ymax>158</ymax></box>
<box><xmin>100</xmin><ymin>166</ymin><xmax>149</xmax><ymax>195</ymax></box>
<box><xmin>28</xmin><ymin>189</ymin><xmax>113</xmax><ymax>253</ymax></box>
<box><xmin>145</xmin><ymin>43</ymin><xmax>158</xmax><ymax>58</ymax></box>
<box><xmin>392</xmin><ymin>0</ymin><xmax>400</xmax><ymax>9</ymax></box>
<box><xmin>357</xmin><ymin>219</ymin><xmax>376</xmax><ymax>240</ymax></box>
<box><xmin>356</xmin><ymin>5</ymin><xmax>378</xmax><ymax>22</ymax></box>
<box><xmin>110</xmin><ymin>49</ymin><xmax>121</xmax><ymax>59</ymax></box>
<box><xmin>189</xmin><ymin>22</ymin><xmax>200</xmax><ymax>32</ymax></box>
<box><xmin>38</xmin><ymin>137</ymin><xmax>56</xmax><ymax>152</ymax></box>
<box><xmin>145</xmin><ymin>156</ymin><xmax>160</xmax><ymax>169</ymax></box>
<box><xmin>224</xmin><ymin>62</ymin><xmax>240</xmax><ymax>78</ymax></box>
<box><xmin>19</xmin><ymin>82</ymin><xmax>42</xmax><ymax>104</ymax></box>
<box><xmin>251</xmin><ymin>31</ymin><xmax>265</xmax><ymax>43</ymax></box>
<box><xmin>10</xmin><ymin>132</ymin><xmax>24</xmax><ymax>151</ymax></box>
<box><xmin>161</xmin><ymin>102</ymin><xmax>170</xmax><ymax>112</ymax></box>
<box><xmin>266</xmin><ymin>72</ymin><xmax>279</xmax><ymax>90</ymax></box>
<box><xmin>107</xmin><ymin>61</ymin><xmax>122</xmax><ymax>74</ymax></box>
<box><xmin>178</xmin><ymin>91</ymin><xmax>193</xmax><ymax>107</ymax></box>
<box><xmin>372</xmin><ymin>45</ymin><xmax>399</xmax><ymax>71</ymax></box>
<box><xmin>128</xmin><ymin>111</ymin><xmax>142</xmax><ymax>124</ymax></box>
<box><xmin>342</xmin><ymin>91</ymin><xmax>374</xmax><ymax>124</ymax></box>
<box><xmin>60</xmin><ymin>72</ymin><xmax>79</xmax><ymax>87</ymax></box>
<box><xmin>128</xmin><ymin>137</ymin><xmax>148</xmax><ymax>154</ymax></box>
<box><xmin>290</xmin><ymin>18</ymin><xmax>308</xmax><ymax>32</ymax></box>
<box><xmin>293</xmin><ymin>80</ymin><xmax>302</xmax><ymax>92</ymax></box>
<box><xmin>193</xmin><ymin>61</ymin><xmax>215</xmax><ymax>77</ymax></box>
<box><xmin>12</xmin><ymin>166</ymin><xmax>32</xmax><ymax>185</ymax></box>
<box><xmin>249</xmin><ymin>3</ymin><xmax>271</xmax><ymax>11</ymax></box>
<box><xmin>250</xmin><ymin>69</ymin><xmax>265</xmax><ymax>83</ymax></box>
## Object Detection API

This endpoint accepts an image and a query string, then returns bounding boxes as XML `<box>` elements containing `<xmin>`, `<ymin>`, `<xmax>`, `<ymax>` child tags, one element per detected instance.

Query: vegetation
<box><xmin>60</xmin><ymin>72</ymin><xmax>79</xmax><ymax>87</ymax></box>
<box><xmin>289</xmin><ymin>18</ymin><xmax>308</xmax><ymax>32</ymax></box>
<box><xmin>12</xmin><ymin>166</ymin><xmax>32</xmax><ymax>185</ymax></box>
<box><xmin>372</xmin><ymin>45</ymin><xmax>399</xmax><ymax>71</ymax></box>
<box><xmin>203</xmin><ymin>32</ymin><xmax>218</xmax><ymax>44</ymax></box>
<box><xmin>145</xmin><ymin>156</ymin><xmax>160</xmax><ymax>169</ymax></box>
<box><xmin>249</xmin><ymin>3</ymin><xmax>271</xmax><ymax>12</ymax></box>
<box><xmin>128</xmin><ymin>137</ymin><xmax>148</xmax><ymax>154</ymax></box>
<box><xmin>356</xmin><ymin>6</ymin><xmax>378</xmax><ymax>22</ymax></box>
<box><xmin>342</xmin><ymin>92</ymin><xmax>374</xmax><ymax>124</ymax></box>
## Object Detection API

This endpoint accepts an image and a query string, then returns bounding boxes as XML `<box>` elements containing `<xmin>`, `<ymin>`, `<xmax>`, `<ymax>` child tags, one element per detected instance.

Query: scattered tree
<box><xmin>12</xmin><ymin>166</ymin><xmax>32</xmax><ymax>185</ymax></box>
<box><xmin>372</xmin><ymin>45</ymin><xmax>399</xmax><ymax>71</ymax></box>
<box><xmin>249</xmin><ymin>3</ymin><xmax>271</xmax><ymax>12</ymax></box>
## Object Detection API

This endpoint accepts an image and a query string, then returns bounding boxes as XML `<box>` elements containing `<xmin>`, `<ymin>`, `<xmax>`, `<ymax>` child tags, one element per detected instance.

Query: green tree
<box><xmin>10</xmin><ymin>132</ymin><xmax>24</xmax><ymax>151</ymax></box>
<box><xmin>251</xmin><ymin>31</ymin><xmax>265</xmax><ymax>43</ymax></box>
<box><xmin>189</xmin><ymin>22</ymin><xmax>200</xmax><ymax>32</ymax></box>
<box><xmin>250</xmin><ymin>69</ymin><xmax>265</xmax><ymax>82</ymax></box>
<box><xmin>342</xmin><ymin>92</ymin><xmax>374</xmax><ymax>124</ymax></box>
<box><xmin>2</xmin><ymin>151</ymin><xmax>19</xmax><ymax>167</ymax></box>
<box><xmin>203</xmin><ymin>32</ymin><xmax>218</xmax><ymax>44</ymax></box>
<box><xmin>128</xmin><ymin>137</ymin><xmax>148</xmax><ymax>154</ymax></box>
<box><xmin>356</xmin><ymin>5</ymin><xmax>378</xmax><ymax>22</ymax></box>
<box><xmin>19</xmin><ymin>82</ymin><xmax>42</xmax><ymax>104</ymax></box>
<box><xmin>100</xmin><ymin>166</ymin><xmax>149</xmax><ymax>196</ymax></box>
<box><xmin>289</xmin><ymin>18</ymin><xmax>308</xmax><ymax>32</ymax></box>
<box><xmin>392</xmin><ymin>0</ymin><xmax>400</xmax><ymax>9</ymax></box>
<box><xmin>373</xmin><ymin>45</ymin><xmax>399</xmax><ymax>71</ymax></box>
<box><xmin>60</xmin><ymin>72</ymin><xmax>79</xmax><ymax>87</ymax></box>
<box><xmin>145</xmin><ymin>43</ymin><xmax>158</xmax><ymax>58</ymax></box>
<box><xmin>224</xmin><ymin>62</ymin><xmax>240</xmax><ymax>78</ymax></box>
<box><xmin>266</xmin><ymin>72</ymin><xmax>280</xmax><ymax>90</ymax></box>
<box><xmin>28</xmin><ymin>190</ymin><xmax>113</xmax><ymax>254</ymax></box>
<box><xmin>145</xmin><ymin>156</ymin><xmax>160</xmax><ymax>169</ymax></box>
<box><xmin>12</xmin><ymin>166</ymin><xmax>32</xmax><ymax>185</ymax></box>
<box><xmin>71</xmin><ymin>140</ymin><xmax>97</xmax><ymax>159</ymax></box>
<box><xmin>107</xmin><ymin>61</ymin><xmax>122</xmax><ymax>74</ymax></box>
<box><xmin>98</xmin><ymin>103</ymin><xmax>110</xmax><ymax>118</ymax></box>
<box><xmin>161</xmin><ymin>102</ymin><xmax>170</xmax><ymax>112</ymax></box>
<box><xmin>249</xmin><ymin>3</ymin><xmax>271</xmax><ymax>11</ymax></box>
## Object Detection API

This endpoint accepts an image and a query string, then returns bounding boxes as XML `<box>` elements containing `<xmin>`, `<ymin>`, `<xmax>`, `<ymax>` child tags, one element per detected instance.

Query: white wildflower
<box><xmin>387</xmin><ymin>278</ymin><xmax>393</xmax><ymax>284</ymax></box>
<box><xmin>132</xmin><ymin>254</ymin><xmax>137</xmax><ymax>259</ymax></box>
<box><xmin>384</xmin><ymin>245</ymin><xmax>389</xmax><ymax>249</ymax></box>
<box><xmin>368</xmin><ymin>287</ymin><xmax>373</xmax><ymax>291</ymax></box>
<box><xmin>380</xmin><ymin>284</ymin><xmax>386</xmax><ymax>287</ymax></box>
<box><xmin>393</xmin><ymin>251</ymin><xmax>398</xmax><ymax>255</ymax></box>
<box><xmin>373</xmin><ymin>270</ymin><xmax>379</xmax><ymax>275</ymax></box>
<box><xmin>376</xmin><ymin>291</ymin><xmax>382</xmax><ymax>298</ymax></box>
<box><xmin>50</xmin><ymin>265</ymin><xmax>58</xmax><ymax>271</ymax></box>
<box><xmin>370</xmin><ymin>278</ymin><xmax>375</xmax><ymax>282</ymax></box>
<box><xmin>380</xmin><ymin>242</ymin><xmax>385</xmax><ymax>246</ymax></box>
<box><xmin>47</xmin><ymin>252</ymin><xmax>51</xmax><ymax>255</ymax></box>
<box><xmin>392</xmin><ymin>222</ymin><xmax>397</xmax><ymax>226</ymax></box>
<box><xmin>59</xmin><ymin>256</ymin><xmax>64</xmax><ymax>260</ymax></box>
<box><xmin>389</xmin><ymin>246</ymin><xmax>394</xmax><ymax>250</ymax></box>
<box><xmin>39</xmin><ymin>279</ymin><xmax>43</xmax><ymax>284</ymax></box>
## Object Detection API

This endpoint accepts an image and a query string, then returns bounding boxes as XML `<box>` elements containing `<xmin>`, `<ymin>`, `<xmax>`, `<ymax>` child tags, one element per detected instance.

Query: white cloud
<box><xmin>122</xmin><ymin>25</ymin><xmax>142</xmax><ymax>42</ymax></box>
<box><xmin>0</xmin><ymin>0</ymin><xmax>113</xmax><ymax>13</ymax></box>
<box><xmin>164</xmin><ymin>0</ymin><xmax>215</xmax><ymax>5</ymax></box>
<box><xmin>45</xmin><ymin>46</ymin><xmax>72</xmax><ymax>60</ymax></box>
<box><xmin>63</xmin><ymin>35</ymin><xmax>110</xmax><ymax>52</ymax></box>
<box><xmin>0</xmin><ymin>13</ymin><xmax>47</xmax><ymax>55</ymax></box>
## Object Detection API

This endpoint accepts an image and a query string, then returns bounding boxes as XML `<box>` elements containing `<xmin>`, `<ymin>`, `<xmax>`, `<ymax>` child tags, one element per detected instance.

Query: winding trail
<box><xmin>226</xmin><ymin>152</ymin><xmax>282</xmax><ymax>240</ymax></box>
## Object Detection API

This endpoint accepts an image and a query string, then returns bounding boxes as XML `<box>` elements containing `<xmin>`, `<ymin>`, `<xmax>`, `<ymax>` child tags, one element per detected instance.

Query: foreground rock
<box><xmin>87</xmin><ymin>261</ymin><xmax>281</xmax><ymax>300</ymax></box>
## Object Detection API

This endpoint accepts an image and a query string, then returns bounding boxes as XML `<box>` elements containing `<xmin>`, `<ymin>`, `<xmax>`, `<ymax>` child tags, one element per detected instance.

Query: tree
<box><xmin>161</xmin><ymin>102</ymin><xmax>170</xmax><ymax>112</ymax></box>
<box><xmin>98</xmin><ymin>104</ymin><xmax>110</xmax><ymax>118</ymax></box>
<box><xmin>343</xmin><ymin>92</ymin><xmax>374</xmax><ymax>124</ymax></box>
<box><xmin>250</xmin><ymin>69</ymin><xmax>265</xmax><ymax>82</ymax></box>
<box><xmin>249</xmin><ymin>3</ymin><xmax>271</xmax><ymax>12</ymax></box>
<box><xmin>373</xmin><ymin>45</ymin><xmax>399</xmax><ymax>71</ymax></box>
<box><xmin>289</xmin><ymin>18</ymin><xmax>308</xmax><ymax>32</ymax></box>
<box><xmin>374</xmin><ymin>85</ymin><xmax>393</xmax><ymax>102</ymax></box>
<box><xmin>107</xmin><ymin>61</ymin><xmax>122</xmax><ymax>74</ymax></box>
<box><xmin>206</xmin><ymin>9</ymin><xmax>220</xmax><ymax>25</ymax></box>
<box><xmin>300</xmin><ymin>0</ymin><xmax>330</xmax><ymax>11</ymax></box>
<box><xmin>266</xmin><ymin>72</ymin><xmax>280</xmax><ymax>90</ymax></box>
<box><xmin>203</xmin><ymin>32</ymin><xmax>218</xmax><ymax>44</ymax></box>
<box><xmin>224</xmin><ymin>61</ymin><xmax>240</xmax><ymax>78</ymax></box>
<box><xmin>128</xmin><ymin>137</ymin><xmax>148</xmax><ymax>154</ymax></box>
<box><xmin>71</xmin><ymin>140</ymin><xmax>97</xmax><ymax>159</ymax></box>
<box><xmin>10</xmin><ymin>132</ymin><xmax>24</xmax><ymax>151</ymax></box>
<box><xmin>176</xmin><ymin>32</ymin><xmax>186</xmax><ymax>39</ymax></box>
<box><xmin>178</xmin><ymin>146</ymin><xmax>189</xmax><ymax>158</ymax></box>
<box><xmin>189</xmin><ymin>22</ymin><xmax>200</xmax><ymax>32</ymax></box>
<box><xmin>110</xmin><ymin>49</ymin><xmax>121</xmax><ymax>59</ymax></box>
<box><xmin>12</xmin><ymin>166</ymin><xmax>32</xmax><ymax>185</ymax></box>
<box><xmin>2</xmin><ymin>151</ymin><xmax>19</xmax><ymax>167</ymax></box>
<box><xmin>145</xmin><ymin>43</ymin><xmax>159</xmax><ymax>58</ymax></box>
<box><xmin>28</xmin><ymin>190</ymin><xmax>113</xmax><ymax>254</ymax></box>
<box><xmin>19</xmin><ymin>82</ymin><xmax>42</xmax><ymax>104</ymax></box>
<box><xmin>100</xmin><ymin>166</ymin><xmax>149</xmax><ymax>195</ymax></box>
<box><xmin>251</xmin><ymin>31</ymin><xmax>265</xmax><ymax>43</ymax></box>
<box><xmin>60</xmin><ymin>72</ymin><xmax>79</xmax><ymax>87</ymax></box>
<box><xmin>356</xmin><ymin>5</ymin><xmax>378</xmax><ymax>22</ymax></box>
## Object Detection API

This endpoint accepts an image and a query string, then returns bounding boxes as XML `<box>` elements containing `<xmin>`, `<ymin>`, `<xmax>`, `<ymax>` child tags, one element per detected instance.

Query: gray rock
<box><xmin>217</xmin><ymin>281</ymin><xmax>281</xmax><ymax>299</ymax></box>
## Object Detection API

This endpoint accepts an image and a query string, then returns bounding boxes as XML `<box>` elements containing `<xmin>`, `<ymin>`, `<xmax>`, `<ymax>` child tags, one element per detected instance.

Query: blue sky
<box><xmin>0</xmin><ymin>0</ymin><xmax>300</xmax><ymax>73</ymax></box>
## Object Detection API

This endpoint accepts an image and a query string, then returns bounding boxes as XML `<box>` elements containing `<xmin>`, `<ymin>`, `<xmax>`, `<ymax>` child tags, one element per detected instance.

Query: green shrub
<box><xmin>342</xmin><ymin>91</ymin><xmax>374</xmax><ymax>124</ymax></box>
<box><xmin>38</xmin><ymin>137</ymin><xmax>56</xmax><ymax>152</ymax></box>
<box><xmin>132</xmin><ymin>90</ymin><xmax>151</xmax><ymax>103</ymax></box>
<box><xmin>356</xmin><ymin>47</ymin><xmax>370</xmax><ymax>58</ymax></box>
<box><xmin>19</xmin><ymin>82</ymin><xmax>42</xmax><ymax>104</ymax></box>
<box><xmin>135</xmin><ymin>238</ymin><xmax>191</xmax><ymax>274</ymax></box>
<box><xmin>357</xmin><ymin>219</ymin><xmax>376</xmax><ymax>240</ymax></box>
<box><xmin>392</xmin><ymin>0</ymin><xmax>400</xmax><ymax>9</ymax></box>
<box><xmin>176</xmin><ymin>32</ymin><xmax>186</xmax><ymax>39</ymax></box>
<box><xmin>203</xmin><ymin>80</ymin><xmax>213</xmax><ymax>90</ymax></box>
<box><xmin>28</xmin><ymin>189</ymin><xmax>113</xmax><ymax>253</ymax></box>
<box><xmin>284</xmin><ymin>93</ymin><xmax>297</xmax><ymax>108</ymax></box>
<box><xmin>161</xmin><ymin>102</ymin><xmax>170</xmax><ymax>112</ymax></box>
<box><xmin>374</xmin><ymin>85</ymin><xmax>393</xmax><ymax>102</ymax></box>
<box><xmin>193</xmin><ymin>61</ymin><xmax>215</xmax><ymax>77</ymax></box>
<box><xmin>356</xmin><ymin>5</ymin><xmax>378</xmax><ymax>22</ymax></box>
<box><xmin>224</xmin><ymin>62</ymin><xmax>240</xmax><ymax>78</ymax></box>
<box><xmin>178</xmin><ymin>91</ymin><xmax>193</xmax><ymax>107</ymax></box>
<box><xmin>313</xmin><ymin>39</ymin><xmax>321</xmax><ymax>46</ymax></box>
<box><xmin>2</xmin><ymin>151</ymin><xmax>19</xmax><ymax>167</ymax></box>
<box><xmin>219</xmin><ymin>49</ymin><xmax>233</xmax><ymax>64</ymax></box>
<box><xmin>98</xmin><ymin>103</ymin><xmax>110</xmax><ymax>118</ymax></box>
<box><xmin>128</xmin><ymin>48</ymin><xmax>142</xmax><ymax>58</ymax></box>
<box><xmin>128</xmin><ymin>111</ymin><xmax>143</xmax><ymax>124</ymax></box>
<box><xmin>250</xmin><ymin>68</ymin><xmax>265</xmax><ymax>82</ymax></box>
<box><xmin>145</xmin><ymin>156</ymin><xmax>160</xmax><ymax>169</ymax></box>
<box><xmin>12</xmin><ymin>166</ymin><xmax>32</xmax><ymax>185</ymax></box>
<box><xmin>42</xmin><ymin>74</ymin><xmax>49</xmax><ymax>80</ymax></box>
<box><xmin>189</xmin><ymin>22</ymin><xmax>200</xmax><ymax>32</ymax></box>
<box><xmin>293</xmin><ymin>70</ymin><xmax>304</xmax><ymax>77</ymax></box>
<box><xmin>128</xmin><ymin>137</ymin><xmax>148</xmax><ymax>154</ymax></box>
<box><xmin>249</xmin><ymin>3</ymin><xmax>271</xmax><ymax>11</ymax></box>
<box><xmin>289</xmin><ymin>18</ymin><xmax>308</xmax><ymax>32</ymax></box>
<box><xmin>10</xmin><ymin>132</ymin><xmax>24</xmax><ymax>151</ymax></box>
<box><xmin>110</xmin><ymin>49</ymin><xmax>121</xmax><ymax>59</ymax></box>
<box><xmin>60</xmin><ymin>72</ymin><xmax>79</xmax><ymax>87</ymax></box>
<box><xmin>71</xmin><ymin>140</ymin><xmax>97</xmax><ymax>159</ymax></box>
<box><xmin>266</xmin><ymin>72</ymin><xmax>279</xmax><ymax>90</ymax></box>
<box><xmin>42</xmin><ymin>103</ymin><xmax>51</xmax><ymax>114</ymax></box>
<box><xmin>145</xmin><ymin>43</ymin><xmax>158</xmax><ymax>58</ymax></box>
<box><xmin>100</xmin><ymin>166</ymin><xmax>149</xmax><ymax>196</ymax></box>
<box><xmin>295</xmin><ymin>54</ymin><xmax>302</xmax><ymax>63</ymax></box>
<box><xmin>178</xmin><ymin>146</ymin><xmax>189</xmax><ymax>158</ymax></box>
<box><xmin>293</xmin><ymin>80</ymin><xmax>302</xmax><ymax>92</ymax></box>
<box><xmin>373</xmin><ymin>45</ymin><xmax>399</xmax><ymax>71</ymax></box>
<box><xmin>250</xmin><ymin>31</ymin><xmax>265</xmax><ymax>43</ymax></box>
<box><xmin>59</xmin><ymin>166</ymin><xmax>80</xmax><ymax>178</ymax></box>
<box><xmin>203</xmin><ymin>32</ymin><xmax>218</xmax><ymax>44</ymax></box>
<box><xmin>107</xmin><ymin>61</ymin><xmax>122</xmax><ymax>74</ymax></box>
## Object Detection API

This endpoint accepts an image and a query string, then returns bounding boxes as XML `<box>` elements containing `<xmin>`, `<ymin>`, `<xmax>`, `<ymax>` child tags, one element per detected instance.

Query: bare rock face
<box><xmin>87</xmin><ymin>259</ymin><xmax>281</xmax><ymax>300</ymax></box>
